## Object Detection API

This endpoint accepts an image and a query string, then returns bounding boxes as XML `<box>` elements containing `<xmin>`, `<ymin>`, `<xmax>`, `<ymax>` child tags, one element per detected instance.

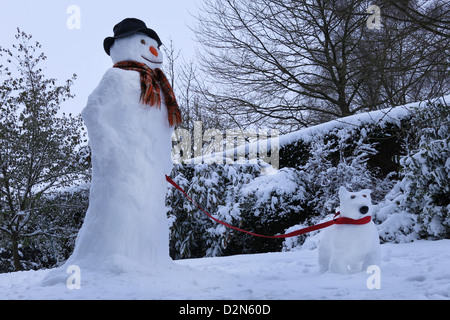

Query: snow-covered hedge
<box><xmin>376</xmin><ymin>99</ymin><xmax>450</xmax><ymax>241</ymax></box>
<box><xmin>167</xmin><ymin>97</ymin><xmax>450</xmax><ymax>258</ymax></box>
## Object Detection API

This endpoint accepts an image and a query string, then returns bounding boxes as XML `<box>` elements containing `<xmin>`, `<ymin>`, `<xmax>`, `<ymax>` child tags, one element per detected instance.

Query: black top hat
<box><xmin>104</xmin><ymin>18</ymin><xmax>162</xmax><ymax>55</ymax></box>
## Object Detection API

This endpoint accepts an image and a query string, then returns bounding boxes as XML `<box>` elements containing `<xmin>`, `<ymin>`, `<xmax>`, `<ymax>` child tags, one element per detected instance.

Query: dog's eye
<box><xmin>351</xmin><ymin>195</ymin><xmax>356</xmax><ymax>199</ymax></box>
<box><xmin>141</xmin><ymin>39</ymin><xmax>146</xmax><ymax>45</ymax></box>
<box><xmin>363</xmin><ymin>194</ymin><xmax>367</xmax><ymax>198</ymax></box>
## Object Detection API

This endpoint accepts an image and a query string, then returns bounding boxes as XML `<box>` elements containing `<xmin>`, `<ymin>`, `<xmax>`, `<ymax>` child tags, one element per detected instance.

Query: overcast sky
<box><xmin>0</xmin><ymin>0</ymin><xmax>201</xmax><ymax>115</ymax></box>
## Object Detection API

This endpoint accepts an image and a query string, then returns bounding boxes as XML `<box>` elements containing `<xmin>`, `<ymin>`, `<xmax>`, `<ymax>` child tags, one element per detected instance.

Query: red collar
<box><xmin>333</xmin><ymin>212</ymin><xmax>372</xmax><ymax>225</ymax></box>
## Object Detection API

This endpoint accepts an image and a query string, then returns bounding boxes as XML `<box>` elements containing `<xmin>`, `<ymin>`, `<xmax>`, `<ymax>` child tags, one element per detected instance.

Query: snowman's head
<box><xmin>110</xmin><ymin>33</ymin><xmax>164</xmax><ymax>69</ymax></box>
<box><xmin>338</xmin><ymin>186</ymin><xmax>373</xmax><ymax>219</ymax></box>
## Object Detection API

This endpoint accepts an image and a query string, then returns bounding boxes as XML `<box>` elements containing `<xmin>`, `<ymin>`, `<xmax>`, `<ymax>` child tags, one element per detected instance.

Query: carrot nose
<box><xmin>149</xmin><ymin>46</ymin><xmax>158</xmax><ymax>57</ymax></box>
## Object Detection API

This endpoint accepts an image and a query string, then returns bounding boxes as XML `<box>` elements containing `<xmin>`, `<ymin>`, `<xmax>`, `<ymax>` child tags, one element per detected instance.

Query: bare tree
<box><xmin>381</xmin><ymin>0</ymin><xmax>450</xmax><ymax>39</ymax></box>
<box><xmin>193</xmin><ymin>0</ymin><xmax>449</xmax><ymax>131</ymax></box>
<box><xmin>356</xmin><ymin>0</ymin><xmax>449</xmax><ymax>108</ymax></box>
<box><xmin>163</xmin><ymin>38</ymin><xmax>181</xmax><ymax>90</ymax></box>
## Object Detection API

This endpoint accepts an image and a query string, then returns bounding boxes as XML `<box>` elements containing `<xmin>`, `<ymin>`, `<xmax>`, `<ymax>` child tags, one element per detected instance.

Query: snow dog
<box><xmin>318</xmin><ymin>186</ymin><xmax>381</xmax><ymax>273</ymax></box>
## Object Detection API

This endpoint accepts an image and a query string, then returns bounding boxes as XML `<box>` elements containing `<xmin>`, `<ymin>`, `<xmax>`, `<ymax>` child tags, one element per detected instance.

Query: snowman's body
<box><xmin>68</xmin><ymin>33</ymin><xmax>174</xmax><ymax>270</ymax></box>
<box><xmin>318</xmin><ymin>187</ymin><xmax>381</xmax><ymax>274</ymax></box>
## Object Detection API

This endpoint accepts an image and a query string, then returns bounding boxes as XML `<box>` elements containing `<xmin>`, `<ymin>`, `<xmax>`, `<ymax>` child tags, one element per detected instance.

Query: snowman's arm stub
<box><xmin>82</xmin><ymin>68</ymin><xmax>139</xmax><ymax>124</ymax></box>
<box><xmin>81</xmin><ymin>68</ymin><xmax>140</xmax><ymax>160</ymax></box>
<box><xmin>84</xmin><ymin>68</ymin><xmax>130</xmax><ymax>111</ymax></box>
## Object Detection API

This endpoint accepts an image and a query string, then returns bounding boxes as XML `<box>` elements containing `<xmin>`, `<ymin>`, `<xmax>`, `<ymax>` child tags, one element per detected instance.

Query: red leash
<box><xmin>166</xmin><ymin>175</ymin><xmax>371</xmax><ymax>239</ymax></box>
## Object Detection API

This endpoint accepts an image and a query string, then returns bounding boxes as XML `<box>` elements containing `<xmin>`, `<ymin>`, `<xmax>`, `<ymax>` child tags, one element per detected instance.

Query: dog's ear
<box><xmin>339</xmin><ymin>186</ymin><xmax>348</xmax><ymax>199</ymax></box>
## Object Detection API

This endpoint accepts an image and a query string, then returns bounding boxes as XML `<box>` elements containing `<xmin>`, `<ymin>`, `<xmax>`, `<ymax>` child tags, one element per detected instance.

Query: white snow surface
<box><xmin>1</xmin><ymin>240</ymin><xmax>449</xmax><ymax>300</ymax></box>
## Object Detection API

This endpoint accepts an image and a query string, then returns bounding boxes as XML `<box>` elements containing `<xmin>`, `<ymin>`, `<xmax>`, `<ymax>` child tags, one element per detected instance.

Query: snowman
<box><xmin>318</xmin><ymin>187</ymin><xmax>381</xmax><ymax>274</ymax></box>
<box><xmin>66</xmin><ymin>18</ymin><xmax>182</xmax><ymax>272</ymax></box>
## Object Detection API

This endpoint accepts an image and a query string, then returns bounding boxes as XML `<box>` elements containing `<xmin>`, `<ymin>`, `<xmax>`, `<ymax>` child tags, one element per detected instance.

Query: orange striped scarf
<box><xmin>113</xmin><ymin>61</ymin><xmax>182</xmax><ymax>127</ymax></box>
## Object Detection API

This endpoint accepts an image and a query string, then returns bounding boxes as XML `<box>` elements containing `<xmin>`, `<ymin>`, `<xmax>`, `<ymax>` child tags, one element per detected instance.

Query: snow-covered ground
<box><xmin>1</xmin><ymin>240</ymin><xmax>449</xmax><ymax>300</ymax></box>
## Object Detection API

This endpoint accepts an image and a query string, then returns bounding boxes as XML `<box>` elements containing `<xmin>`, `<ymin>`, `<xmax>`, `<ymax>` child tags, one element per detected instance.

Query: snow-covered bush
<box><xmin>232</xmin><ymin>167</ymin><xmax>309</xmax><ymax>254</ymax></box>
<box><xmin>374</xmin><ymin>181</ymin><xmax>419</xmax><ymax>243</ymax></box>
<box><xmin>399</xmin><ymin>100</ymin><xmax>450</xmax><ymax>238</ymax></box>
<box><xmin>167</xmin><ymin>163</ymin><xmax>259</xmax><ymax>259</ymax></box>
<box><xmin>374</xmin><ymin>98</ymin><xmax>449</xmax><ymax>242</ymax></box>
<box><xmin>302</xmin><ymin>128</ymin><xmax>380</xmax><ymax>214</ymax></box>
<box><xmin>204</xmin><ymin>164</ymin><xmax>259</xmax><ymax>257</ymax></box>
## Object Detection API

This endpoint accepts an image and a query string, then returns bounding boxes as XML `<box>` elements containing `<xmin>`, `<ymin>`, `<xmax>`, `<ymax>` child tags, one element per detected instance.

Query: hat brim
<box><xmin>103</xmin><ymin>37</ymin><xmax>116</xmax><ymax>56</ymax></box>
<box><xmin>103</xmin><ymin>28</ymin><xmax>163</xmax><ymax>56</ymax></box>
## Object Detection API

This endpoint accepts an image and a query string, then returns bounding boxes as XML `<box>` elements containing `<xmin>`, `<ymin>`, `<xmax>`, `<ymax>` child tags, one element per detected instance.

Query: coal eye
<box><xmin>363</xmin><ymin>194</ymin><xmax>367</xmax><ymax>198</ymax></box>
<box><xmin>141</xmin><ymin>39</ymin><xmax>146</xmax><ymax>45</ymax></box>
<box><xmin>351</xmin><ymin>195</ymin><xmax>356</xmax><ymax>199</ymax></box>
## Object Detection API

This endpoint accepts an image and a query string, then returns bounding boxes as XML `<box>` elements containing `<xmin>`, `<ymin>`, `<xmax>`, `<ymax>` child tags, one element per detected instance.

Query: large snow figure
<box><xmin>318</xmin><ymin>187</ymin><xmax>381</xmax><ymax>273</ymax></box>
<box><xmin>69</xmin><ymin>18</ymin><xmax>181</xmax><ymax>271</ymax></box>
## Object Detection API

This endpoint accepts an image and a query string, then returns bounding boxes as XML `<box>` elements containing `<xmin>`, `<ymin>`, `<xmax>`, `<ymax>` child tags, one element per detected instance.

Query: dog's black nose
<box><xmin>359</xmin><ymin>206</ymin><xmax>369</xmax><ymax>215</ymax></box>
